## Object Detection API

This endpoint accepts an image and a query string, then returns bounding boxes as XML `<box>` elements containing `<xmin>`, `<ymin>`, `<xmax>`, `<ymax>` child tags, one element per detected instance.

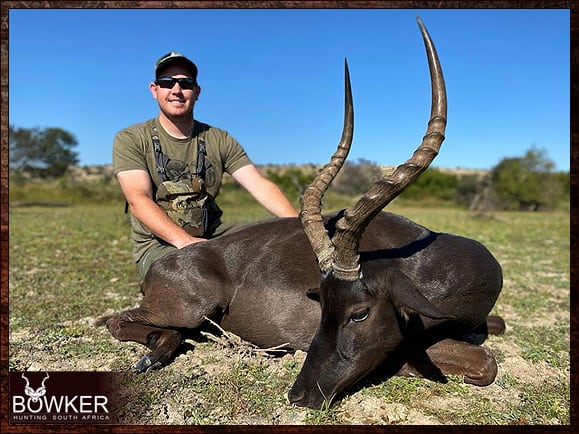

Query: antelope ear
<box><xmin>386</xmin><ymin>269</ymin><xmax>451</xmax><ymax>320</ymax></box>
<box><xmin>306</xmin><ymin>287</ymin><xmax>321</xmax><ymax>302</ymax></box>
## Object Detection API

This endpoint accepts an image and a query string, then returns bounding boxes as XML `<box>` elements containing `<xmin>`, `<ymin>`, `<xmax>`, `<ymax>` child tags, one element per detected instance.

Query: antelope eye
<box><xmin>350</xmin><ymin>308</ymin><xmax>370</xmax><ymax>323</ymax></box>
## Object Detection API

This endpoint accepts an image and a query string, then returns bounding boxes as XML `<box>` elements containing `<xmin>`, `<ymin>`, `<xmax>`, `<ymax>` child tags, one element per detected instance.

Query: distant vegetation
<box><xmin>9</xmin><ymin>125</ymin><xmax>79</xmax><ymax>178</ymax></box>
<box><xmin>9</xmin><ymin>125</ymin><xmax>569</xmax><ymax>212</ymax></box>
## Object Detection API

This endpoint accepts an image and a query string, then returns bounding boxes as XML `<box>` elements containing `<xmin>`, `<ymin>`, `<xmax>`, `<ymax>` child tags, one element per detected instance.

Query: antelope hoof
<box><xmin>462</xmin><ymin>348</ymin><xmax>498</xmax><ymax>386</ymax></box>
<box><xmin>134</xmin><ymin>355</ymin><xmax>163</xmax><ymax>373</ymax></box>
<box><xmin>486</xmin><ymin>315</ymin><xmax>506</xmax><ymax>335</ymax></box>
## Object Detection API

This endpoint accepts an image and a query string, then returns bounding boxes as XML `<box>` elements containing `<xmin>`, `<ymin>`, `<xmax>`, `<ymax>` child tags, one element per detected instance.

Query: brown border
<box><xmin>1</xmin><ymin>1</ymin><xmax>576</xmax><ymax>433</ymax></box>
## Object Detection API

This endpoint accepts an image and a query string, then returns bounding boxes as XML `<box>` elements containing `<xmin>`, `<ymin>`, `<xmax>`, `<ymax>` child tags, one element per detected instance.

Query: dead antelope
<box><xmin>105</xmin><ymin>17</ymin><xmax>504</xmax><ymax>410</ymax></box>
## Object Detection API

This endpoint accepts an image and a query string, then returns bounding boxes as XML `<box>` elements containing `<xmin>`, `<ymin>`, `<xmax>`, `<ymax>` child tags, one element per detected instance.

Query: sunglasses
<box><xmin>155</xmin><ymin>76</ymin><xmax>197</xmax><ymax>90</ymax></box>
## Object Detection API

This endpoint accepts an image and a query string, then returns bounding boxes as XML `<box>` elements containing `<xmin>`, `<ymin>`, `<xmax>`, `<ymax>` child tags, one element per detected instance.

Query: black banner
<box><xmin>9</xmin><ymin>372</ymin><xmax>123</xmax><ymax>425</ymax></box>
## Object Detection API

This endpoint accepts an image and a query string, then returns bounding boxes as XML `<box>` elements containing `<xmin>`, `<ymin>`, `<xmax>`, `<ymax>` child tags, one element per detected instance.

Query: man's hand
<box><xmin>175</xmin><ymin>236</ymin><xmax>208</xmax><ymax>249</ymax></box>
<box><xmin>117</xmin><ymin>169</ymin><xmax>211</xmax><ymax>248</ymax></box>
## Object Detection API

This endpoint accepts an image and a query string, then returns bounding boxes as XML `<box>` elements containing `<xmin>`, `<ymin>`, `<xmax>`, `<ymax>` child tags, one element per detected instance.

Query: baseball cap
<box><xmin>155</xmin><ymin>51</ymin><xmax>198</xmax><ymax>80</ymax></box>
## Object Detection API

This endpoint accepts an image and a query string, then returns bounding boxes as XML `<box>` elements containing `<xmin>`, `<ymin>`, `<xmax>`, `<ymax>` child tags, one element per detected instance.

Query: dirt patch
<box><xmin>500</xmin><ymin>355</ymin><xmax>566</xmax><ymax>387</ymax></box>
<box><xmin>8</xmin><ymin>311</ymin><xmax>570</xmax><ymax>425</ymax></box>
<box><xmin>340</xmin><ymin>396</ymin><xmax>442</xmax><ymax>425</ymax></box>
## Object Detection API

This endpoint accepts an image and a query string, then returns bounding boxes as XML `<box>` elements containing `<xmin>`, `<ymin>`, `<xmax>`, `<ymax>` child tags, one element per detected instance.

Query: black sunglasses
<box><xmin>155</xmin><ymin>76</ymin><xmax>197</xmax><ymax>90</ymax></box>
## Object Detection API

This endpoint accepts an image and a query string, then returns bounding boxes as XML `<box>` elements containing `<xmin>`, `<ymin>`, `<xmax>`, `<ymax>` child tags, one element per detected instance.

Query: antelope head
<box><xmin>22</xmin><ymin>372</ymin><xmax>50</xmax><ymax>402</ymax></box>
<box><xmin>290</xmin><ymin>16</ymin><xmax>448</xmax><ymax>409</ymax></box>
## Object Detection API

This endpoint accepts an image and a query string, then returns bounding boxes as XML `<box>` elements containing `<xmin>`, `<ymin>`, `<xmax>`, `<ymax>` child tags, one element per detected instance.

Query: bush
<box><xmin>265</xmin><ymin>167</ymin><xmax>315</xmax><ymax>202</ymax></box>
<box><xmin>332</xmin><ymin>159</ymin><xmax>383</xmax><ymax>197</ymax></box>
<box><xmin>399</xmin><ymin>168</ymin><xmax>458</xmax><ymax>203</ymax></box>
<box><xmin>490</xmin><ymin>147</ymin><xmax>567</xmax><ymax>211</ymax></box>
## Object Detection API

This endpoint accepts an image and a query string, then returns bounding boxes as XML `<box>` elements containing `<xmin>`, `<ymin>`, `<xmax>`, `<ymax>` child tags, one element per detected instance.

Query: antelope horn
<box><xmin>331</xmin><ymin>16</ymin><xmax>447</xmax><ymax>280</ymax></box>
<box><xmin>40</xmin><ymin>372</ymin><xmax>50</xmax><ymax>388</ymax></box>
<box><xmin>21</xmin><ymin>373</ymin><xmax>31</xmax><ymax>389</ymax></box>
<box><xmin>300</xmin><ymin>59</ymin><xmax>354</xmax><ymax>272</ymax></box>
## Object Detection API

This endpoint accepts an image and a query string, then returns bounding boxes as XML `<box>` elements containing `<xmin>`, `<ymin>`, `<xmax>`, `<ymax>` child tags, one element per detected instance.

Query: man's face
<box><xmin>150</xmin><ymin>64</ymin><xmax>201</xmax><ymax>119</ymax></box>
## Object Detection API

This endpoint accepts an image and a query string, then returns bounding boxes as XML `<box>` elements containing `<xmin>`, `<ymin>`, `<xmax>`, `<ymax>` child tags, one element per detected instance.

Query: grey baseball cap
<box><xmin>155</xmin><ymin>51</ymin><xmax>198</xmax><ymax>80</ymax></box>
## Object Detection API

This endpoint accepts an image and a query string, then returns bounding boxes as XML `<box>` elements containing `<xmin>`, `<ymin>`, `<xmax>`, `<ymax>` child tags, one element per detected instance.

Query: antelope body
<box><xmin>105</xmin><ymin>18</ymin><xmax>504</xmax><ymax>410</ymax></box>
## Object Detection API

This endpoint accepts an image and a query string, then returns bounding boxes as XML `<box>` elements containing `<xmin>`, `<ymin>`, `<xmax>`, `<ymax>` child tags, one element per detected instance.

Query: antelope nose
<box><xmin>287</xmin><ymin>387</ymin><xmax>305</xmax><ymax>406</ymax></box>
<box><xmin>288</xmin><ymin>386</ymin><xmax>325</xmax><ymax>409</ymax></box>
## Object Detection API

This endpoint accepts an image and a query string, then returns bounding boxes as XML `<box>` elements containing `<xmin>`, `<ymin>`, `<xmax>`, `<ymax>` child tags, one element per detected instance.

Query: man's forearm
<box><xmin>255</xmin><ymin>180</ymin><xmax>298</xmax><ymax>217</ymax></box>
<box><xmin>127</xmin><ymin>197</ymin><xmax>204</xmax><ymax>248</ymax></box>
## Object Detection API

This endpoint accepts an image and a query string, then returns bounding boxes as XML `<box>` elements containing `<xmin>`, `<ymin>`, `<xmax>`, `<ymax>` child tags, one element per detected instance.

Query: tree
<box><xmin>490</xmin><ymin>146</ymin><xmax>558</xmax><ymax>211</ymax></box>
<box><xmin>400</xmin><ymin>168</ymin><xmax>458</xmax><ymax>202</ymax></box>
<box><xmin>9</xmin><ymin>125</ymin><xmax>79</xmax><ymax>178</ymax></box>
<box><xmin>266</xmin><ymin>167</ymin><xmax>315</xmax><ymax>201</ymax></box>
<box><xmin>332</xmin><ymin>159</ymin><xmax>383</xmax><ymax>196</ymax></box>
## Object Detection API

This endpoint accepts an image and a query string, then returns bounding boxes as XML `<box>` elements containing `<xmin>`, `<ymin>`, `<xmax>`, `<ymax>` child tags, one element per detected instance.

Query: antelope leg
<box><xmin>394</xmin><ymin>338</ymin><xmax>498</xmax><ymax>386</ymax></box>
<box><xmin>106</xmin><ymin>310</ymin><xmax>183</xmax><ymax>373</ymax></box>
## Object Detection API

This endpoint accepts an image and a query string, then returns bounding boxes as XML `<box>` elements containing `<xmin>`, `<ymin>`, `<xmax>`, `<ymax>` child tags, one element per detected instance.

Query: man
<box><xmin>113</xmin><ymin>51</ymin><xmax>298</xmax><ymax>277</ymax></box>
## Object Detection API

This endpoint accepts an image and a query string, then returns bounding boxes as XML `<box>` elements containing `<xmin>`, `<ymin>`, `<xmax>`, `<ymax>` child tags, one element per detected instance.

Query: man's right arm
<box><xmin>116</xmin><ymin>169</ymin><xmax>206</xmax><ymax>249</ymax></box>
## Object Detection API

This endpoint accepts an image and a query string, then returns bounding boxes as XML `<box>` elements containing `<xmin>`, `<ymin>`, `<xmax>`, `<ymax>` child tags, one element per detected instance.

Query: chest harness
<box><xmin>148</xmin><ymin>122</ymin><xmax>221</xmax><ymax>237</ymax></box>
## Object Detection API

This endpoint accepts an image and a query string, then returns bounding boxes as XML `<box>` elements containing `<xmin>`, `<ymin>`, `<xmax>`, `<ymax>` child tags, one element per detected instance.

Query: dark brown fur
<box><xmin>106</xmin><ymin>211</ymin><xmax>503</xmax><ymax>408</ymax></box>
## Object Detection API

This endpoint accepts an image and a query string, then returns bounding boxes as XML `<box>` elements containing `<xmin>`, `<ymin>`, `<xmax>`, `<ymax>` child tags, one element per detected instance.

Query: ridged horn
<box><xmin>330</xmin><ymin>16</ymin><xmax>447</xmax><ymax>280</ymax></box>
<box><xmin>299</xmin><ymin>59</ymin><xmax>354</xmax><ymax>272</ymax></box>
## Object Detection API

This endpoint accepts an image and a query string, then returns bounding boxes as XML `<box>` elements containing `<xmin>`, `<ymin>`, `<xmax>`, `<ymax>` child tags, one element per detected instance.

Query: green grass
<box><xmin>8</xmin><ymin>196</ymin><xmax>570</xmax><ymax>425</ymax></box>
<box><xmin>513</xmin><ymin>325</ymin><xmax>569</xmax><ymax>368</ymax></box>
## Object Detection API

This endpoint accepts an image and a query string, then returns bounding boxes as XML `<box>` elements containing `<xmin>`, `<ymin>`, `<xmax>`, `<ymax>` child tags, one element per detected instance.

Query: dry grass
<box><xmin>8</xmin><ymin>203</ymin><xmax>570</xmax><ymax>425</ymax></box>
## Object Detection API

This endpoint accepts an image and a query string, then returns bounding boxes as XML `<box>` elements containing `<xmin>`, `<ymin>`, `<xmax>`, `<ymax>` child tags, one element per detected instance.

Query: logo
<box><xmin>10</xmin><ymin>372</ymin><xmax>120</xmax><ymax>425</ymax></box>
<box><xmin>22</xmin><ymin>372</ymin><xmax>50</xmax><ymax>403</ymax></box>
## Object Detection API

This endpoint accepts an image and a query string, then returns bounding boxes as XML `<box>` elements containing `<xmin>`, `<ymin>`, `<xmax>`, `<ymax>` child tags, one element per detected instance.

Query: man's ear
<box><xmin>194</xmin><ymin>85</ymin><xmax>201</xmax><ymax>100</ymax></box>
<box><xmin>149</xmin><ymin>82</ymin><xmax>159</xmax><ymax>101</ymax></box>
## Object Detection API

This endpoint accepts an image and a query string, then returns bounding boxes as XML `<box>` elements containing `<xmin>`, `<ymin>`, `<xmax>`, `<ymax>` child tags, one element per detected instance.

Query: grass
<box><xmin>7</xmin><ymin>193</ymin><xmax>570</xmax><ymax>425</ymax></box>
<box><xmin>513</xmin><ymin>325</ymin><xmax>569</xmax><ymax>368</ymax></box>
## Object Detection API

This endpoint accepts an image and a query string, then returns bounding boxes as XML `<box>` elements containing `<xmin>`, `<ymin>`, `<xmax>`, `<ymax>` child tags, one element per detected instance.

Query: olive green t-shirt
<box><xmin>112</xmin><ymin>117</ymin><xmax>252</xmax><ymax>263</ymax></box>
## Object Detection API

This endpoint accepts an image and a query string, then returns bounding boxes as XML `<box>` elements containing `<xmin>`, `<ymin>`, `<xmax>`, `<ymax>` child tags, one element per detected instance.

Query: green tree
<box><xmin>266</xmin><ymin>167</ymin><xmax>315</xmax><ymax>201</ymax></box>
<box><xmin>9</xmin><ymin>125</ymin><xmax>79</xmax><ymax>178</ymax></box>
<box><xmin>490</xmin><ymin>146</ymin><xmax>558</xmax><ymax>211</ymax></box>
<box><xmin>400</xmin><ymin>168</ymin><xmax>458</xmax><ymax>202</ymax></box>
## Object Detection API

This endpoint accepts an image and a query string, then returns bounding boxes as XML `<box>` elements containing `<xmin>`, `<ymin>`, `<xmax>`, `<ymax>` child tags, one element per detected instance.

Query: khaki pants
<box><xmin>137</xmin><ymin>244</ymin><xmax>177</xmax><ymax>278</ymax></box>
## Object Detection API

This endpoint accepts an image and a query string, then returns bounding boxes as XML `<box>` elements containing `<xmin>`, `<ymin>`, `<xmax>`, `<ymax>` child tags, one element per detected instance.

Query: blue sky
<box><xmin>8</xmin><ymin>7</ymin><xmax>570</xmax><ymax>171</ymax></box>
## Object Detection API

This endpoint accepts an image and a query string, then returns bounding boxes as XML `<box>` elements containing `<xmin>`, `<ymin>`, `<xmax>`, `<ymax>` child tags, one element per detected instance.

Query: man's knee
<box><xmin>137</xmin><ymin>245</ymin><xmax>177</xmax><ymax>278</ymax></box>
